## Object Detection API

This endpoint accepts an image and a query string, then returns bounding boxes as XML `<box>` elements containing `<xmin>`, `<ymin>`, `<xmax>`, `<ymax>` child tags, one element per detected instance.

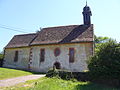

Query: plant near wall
<box><xmin>0</xmin><ymin>51</ymin><xmax>4</xmax><ymax>66</ymax></box>
<box><xmin>0</xmin><ymin>54</ymin><xmax>3</xmax><ymax>59</ymax></box>
<box><xmin>46</xmin><ymin>67</ymin><xmax>74</xmax><ymax>80</ymax></box>
<box><xmin>88</xmin><ymin>40</ymin><xmax>120</xmax><ymax>87</ymax></box>
<box><xmin>94</xmin><ymin>35</ymin><xmax>111</xmax><ymax>52</ymax></box>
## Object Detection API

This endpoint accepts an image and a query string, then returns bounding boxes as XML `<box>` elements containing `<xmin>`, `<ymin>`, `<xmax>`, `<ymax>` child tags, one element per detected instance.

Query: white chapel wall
<box><xmin>3</xmin><ymin>48</ymin><xmax>30</xmax><ymax>70</ymax></box>
<box><xmin>30</xmin><ymin>43</ymin><xmax>93</xmax><ymax>72</ymax></box>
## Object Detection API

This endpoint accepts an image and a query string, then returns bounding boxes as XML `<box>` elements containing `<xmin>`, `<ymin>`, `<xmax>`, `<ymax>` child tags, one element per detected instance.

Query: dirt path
<box><xmin>0</xmin><ymin>74</ymin><xmax>45</xmax><ymax>87</ymax></box>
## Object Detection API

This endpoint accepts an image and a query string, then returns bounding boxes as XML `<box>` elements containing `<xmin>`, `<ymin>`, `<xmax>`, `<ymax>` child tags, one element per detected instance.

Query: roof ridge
<box><xmin>15</xmin><ymin>33</ymin><xmax>36</xmax><ymax>36</ymax></box>
<box><xmin>43</xmin><ymin>24</ymin><xmax>80</xmax><ymax>29</ymax></box>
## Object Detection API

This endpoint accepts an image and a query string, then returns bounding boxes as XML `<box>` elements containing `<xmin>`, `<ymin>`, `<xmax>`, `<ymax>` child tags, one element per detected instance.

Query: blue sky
<box><xmin>0</xmin><ymin>0</ymin><xmax>120</xmax><ymax>52</ymax></box>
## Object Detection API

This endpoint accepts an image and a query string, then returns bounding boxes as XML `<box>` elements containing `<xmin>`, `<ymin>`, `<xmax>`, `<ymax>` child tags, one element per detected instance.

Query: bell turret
<box><xmin>82</xmin><ymin>1</ymin><xmax>92</xmax><ymax>25</ymax></box>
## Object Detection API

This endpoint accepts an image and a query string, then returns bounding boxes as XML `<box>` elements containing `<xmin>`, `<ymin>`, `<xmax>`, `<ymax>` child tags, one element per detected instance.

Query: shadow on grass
<box><xmin>74</xmin><ymin>82</ymin><xmax>119</xmax><ymax>90</ymax></box>
<box><xmin>28</xmin><ymin>71</ymin><xmax>45</xmax><ymax>74</ymax></box>
<box><xmin>17</xmin><ymin>69</ymin><xmax>46</xmax><ymax>74</ymax></box>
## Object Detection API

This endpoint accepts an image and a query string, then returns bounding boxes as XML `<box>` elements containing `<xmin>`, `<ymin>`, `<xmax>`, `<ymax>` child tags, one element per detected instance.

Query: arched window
<box><xmin>53</xmin><ymin>62</ymin><xmax>61</xmax><ymax>69</ymax></box>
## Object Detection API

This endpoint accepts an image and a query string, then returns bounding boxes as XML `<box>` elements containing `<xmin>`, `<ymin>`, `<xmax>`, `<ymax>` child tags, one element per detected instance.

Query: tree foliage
<box><xmin>94</xmin><ymin>35</ymin><xmax>114</xmax><ymax>52</ymax></box>
<box><xmin>88</xmin><ymin>40</ymin><xmax>120</xmax><ymax>81</ymax></box>
<box><xmin>0</xmin><ymin>54</ymin><xmax>3</xmax><ymax>59</ymax></box>
<box><xmin>94</xmin><ymin>35</ymin><xmax>110</xmax><ymax>43</ymax></box>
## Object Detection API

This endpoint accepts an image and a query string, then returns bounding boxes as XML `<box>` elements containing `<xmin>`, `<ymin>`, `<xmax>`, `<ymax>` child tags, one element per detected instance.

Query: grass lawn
<box><xmin>0</xmin><ymin>67</ymin><xmax>33</xmax><ymax>80</ymax></box>
<box><xmin>1</xmin><ymin>77</ymin><xmax>119</xmax><ymax>90</ymax></box>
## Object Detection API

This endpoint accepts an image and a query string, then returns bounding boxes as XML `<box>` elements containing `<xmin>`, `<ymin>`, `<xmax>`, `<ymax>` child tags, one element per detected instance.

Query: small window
<box><xmin>14</xmin><ymin>51</ymin><xmax>18</xmax><ymax>62</ymax></box>
<box><xmin>54</xmin><ymin>48</ymin><xmax>60</xmax><ymax>57</ymax></box>
<box><xmin>40</xmin><ymin>49</ymin><xmax>45</xmax><ymax>62</ymax></box>
<box><xmin>69</xmin><ymin>48</ymin><xmax>75</xmax><ymax>63</ymax></box>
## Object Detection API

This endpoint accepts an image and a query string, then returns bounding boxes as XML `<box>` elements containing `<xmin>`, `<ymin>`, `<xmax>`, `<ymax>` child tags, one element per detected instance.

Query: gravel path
<box><xmin>0</xmin><ymin>74</ymin><xmax>45</xmax><ymax>87</ymax></box>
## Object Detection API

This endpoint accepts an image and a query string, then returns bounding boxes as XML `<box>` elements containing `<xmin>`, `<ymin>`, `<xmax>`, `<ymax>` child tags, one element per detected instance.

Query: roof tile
<box><xmin>5</xmin><ymin>24</ymin><xmax>94</xmax><ymax>48</ymax></box>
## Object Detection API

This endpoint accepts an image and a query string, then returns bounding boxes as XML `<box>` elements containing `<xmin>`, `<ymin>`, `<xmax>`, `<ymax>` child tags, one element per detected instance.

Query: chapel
<box><xmin>3</xmin><ymin>3</ymin><xmax>94</xmax><ymax>72</ymax></box>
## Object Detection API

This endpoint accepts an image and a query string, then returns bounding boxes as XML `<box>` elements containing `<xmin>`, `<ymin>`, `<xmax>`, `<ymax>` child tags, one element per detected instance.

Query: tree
<box><xmin>94</xmin><ymin>35</ymin><xmax>114</xmax><ymax>52</ymax></box>
<box><xmin>94</xmin><ymin>35</ymin><xmax>110</xmax><ymax>43</ymax></box>
<box><xmin>88</xmin><ymin>40</ymin><xmax>120</xmax><ymax>81</ymax></box>
<box><xmin>0</xmin><ymin>54</ymin><xmax>3</xmax><ymax>59</ymax></box>
<box><xmin>0</xmin><ymin>50</ymin><xmax>4</xmax><ymax>59</ymax></box>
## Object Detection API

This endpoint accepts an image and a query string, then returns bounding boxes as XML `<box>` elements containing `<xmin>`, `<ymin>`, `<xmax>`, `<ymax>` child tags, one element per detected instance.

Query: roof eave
<box><xmin>5</xmin><ymin>41</ymin><xmax>94</xmax><ymax>49</ymax></box>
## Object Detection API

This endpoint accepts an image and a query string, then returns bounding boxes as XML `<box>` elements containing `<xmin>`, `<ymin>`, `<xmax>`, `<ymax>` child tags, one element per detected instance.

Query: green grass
<box><xmin>1</xmin><ymin>77</ymin><xmax>119</xmax><ymax>90</ymax></box>
<box><xmin>0</xmin><ymin>67</ymin><xmax>33</xmax><ymax>80</ymax></box>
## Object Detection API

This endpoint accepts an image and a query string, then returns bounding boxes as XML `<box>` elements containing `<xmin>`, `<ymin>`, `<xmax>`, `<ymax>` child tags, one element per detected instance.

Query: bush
<box><xmin>58</xmin><ymin>70</ymin><xmax>74</xmax><ymax>80</ymax></box>
<box><xmin>46</xmin><ymin>68</ymin><xmax>90</xmax><ymax>81</ymax></box>
<box><xmin>0</xmin><ymin>54</ymin><xmax>3</xmax><ymax>67</ymax></box>
<box><xmin>88</xmin><ymin>40</ymin><xmax>120</xmax><ymax>86</ymax></box>
<box><xmin>46</xmin><ymin>68</ymin><xmax>74</xmax><ymax>80</ymax></box>
<box><xmin>46</xmin><ymin>68</ymin><xmax>59</xmax><ymax>78</ymax></box>
<box><xmin>72</xmin><ymin>72</ymin><xmax>90</xmax><ymax>81</ymax></box>
<box><xmin>0</xmin><ymin>54</ymin><xmax>3</xmax><ymax>59</ymax></box>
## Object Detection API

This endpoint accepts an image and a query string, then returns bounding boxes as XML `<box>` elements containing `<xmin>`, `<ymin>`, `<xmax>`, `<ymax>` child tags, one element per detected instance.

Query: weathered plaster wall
<box><xmin>3</xmin><ymin>43</ymin><xmax>93</xmax><ymax>72</ymax></box>
<box><xmin>3</xmin><ymin>48</ymin><xmax>30</xmax><ymax>70</ymax></box>
<box><xmin>30</xmin><ymin>43</ymin><xmax>93</xmax><ymax>72</ymax></box>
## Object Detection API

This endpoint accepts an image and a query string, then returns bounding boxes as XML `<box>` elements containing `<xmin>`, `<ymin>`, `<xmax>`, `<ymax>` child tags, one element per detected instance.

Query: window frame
<box><xmin>14</xmin><ymin>51</ymin><xmax>19</xmax><ymax>62</ymax></box>
<box><xmin>40</xmin><ymin>48</ymin><xmax>45</xmax><ymax>62</ymax></box>
<box><xmin>54</xmin><ymin>48</ymin><xmax>61</xmax><ymax>57</ymax></box>
<box><xmin>69</xmin><ymin>48</ymin><xmax>75</xmax><ymax>63</ymax></box>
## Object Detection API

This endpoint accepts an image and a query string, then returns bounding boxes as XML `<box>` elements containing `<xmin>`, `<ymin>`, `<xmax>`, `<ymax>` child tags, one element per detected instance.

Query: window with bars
<box><xmin>69</xmin><ymin>48</ymin><xmax>75</xmax><ymax>63</ymax></box>
<box><xmin>40</xmin><ymin>49</ymin><xmax>45</xmax><ymax>62</ymax></box>
<box><xmin>14</xmin><ymin>51</ymin><xmax>18</xmax><ymax>62</ymax></box>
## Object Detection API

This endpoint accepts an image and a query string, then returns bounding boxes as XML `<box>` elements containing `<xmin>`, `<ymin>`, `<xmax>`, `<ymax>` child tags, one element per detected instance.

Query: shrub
<box><xmin>58</xmin><ymin>70</ymin><xmax>74</xmax><ymax>80</ymax></box>
<box><xmin>0</xmin><ymin>54</ymin><xmax>3</xmax><ymax>59</ymax></box>
<box><xmin>46</xmin><ymin>68</ymin><xmax>59</xmax><ymax>78</ymax></box>
<box><xmin>88</xmin><ymin>40</ymin><xmax>120</xmax><ymax>86</ymax></box>
<box><xmin>0</xmin><ymin>54</ymin><xmax>3</xmax><ymax>67</ymax></box>
<box><xmin>46</xmin><ymin>68</ymin><xmax>74</xmax><ymax>80</ymax></box>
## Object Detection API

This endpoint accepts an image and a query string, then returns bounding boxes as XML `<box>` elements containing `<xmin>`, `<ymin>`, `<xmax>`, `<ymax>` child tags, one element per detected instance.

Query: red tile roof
<box><xmin>5</xmin><ymin>24</ymin><xmax>94</xmax><ymax>48</ymax></box>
